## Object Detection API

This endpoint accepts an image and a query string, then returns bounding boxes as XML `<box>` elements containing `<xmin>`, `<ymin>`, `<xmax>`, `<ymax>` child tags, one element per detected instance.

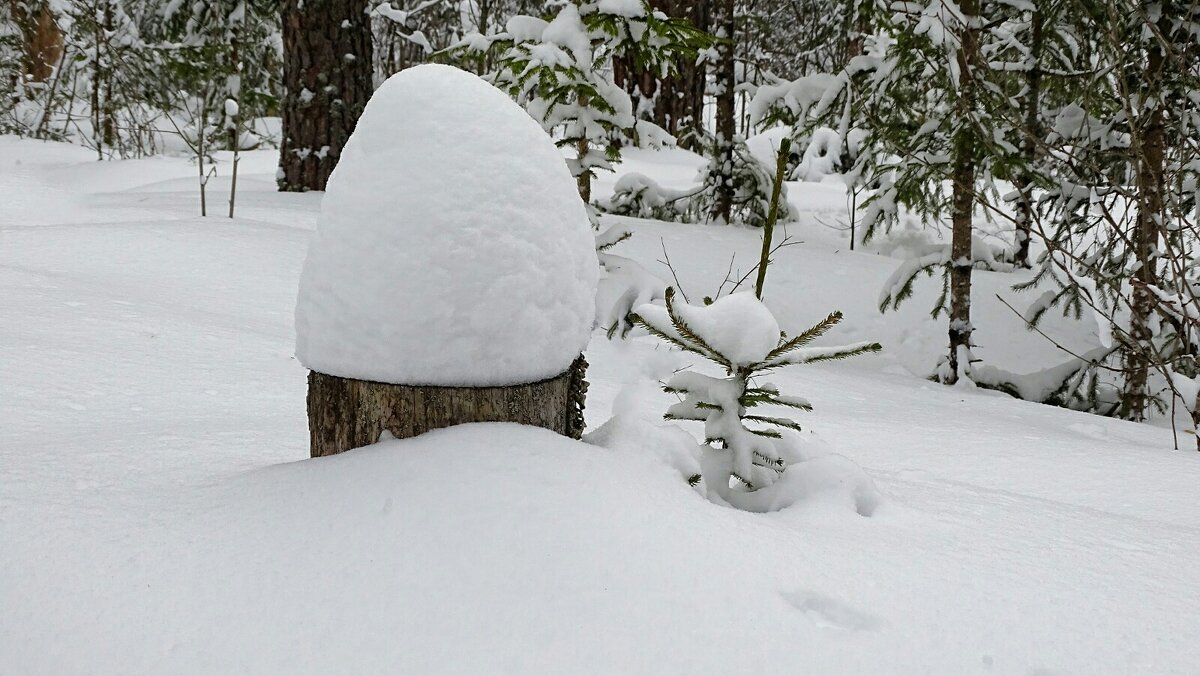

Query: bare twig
<box><xmin>657</xmin><ymin>238</ymin><xmax>691</xmax><ymax>304</ymax></box>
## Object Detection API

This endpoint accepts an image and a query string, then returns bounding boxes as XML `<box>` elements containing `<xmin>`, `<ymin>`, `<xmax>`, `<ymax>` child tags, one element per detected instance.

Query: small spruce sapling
<box><xmin>631</xmin><ymin>289</ymin><xmax>880</xmax><ymax>490</ymax></box>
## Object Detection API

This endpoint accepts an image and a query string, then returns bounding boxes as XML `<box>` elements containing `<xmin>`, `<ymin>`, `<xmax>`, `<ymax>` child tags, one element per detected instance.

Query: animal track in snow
<box><xmin>782</xmin><ymin>590</ymin><xmax>882</xmax><ymax>632</ymax></box>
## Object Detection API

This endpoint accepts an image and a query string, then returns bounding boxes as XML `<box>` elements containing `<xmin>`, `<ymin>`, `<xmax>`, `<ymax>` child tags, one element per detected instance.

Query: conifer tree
<box><xmin>755</xmin><ymin>0</ymin><xmax>1029</xmax><ymax>383</ymax></box>
<box><xmin>632</xmin><ymin>288</ymin><xmax>880</xmax><ymax>491</ymax></box>
<box><xmin>1015</xmin><ymin>0</ymin><xmax>1200</xmax><ymax>430</ymax></box>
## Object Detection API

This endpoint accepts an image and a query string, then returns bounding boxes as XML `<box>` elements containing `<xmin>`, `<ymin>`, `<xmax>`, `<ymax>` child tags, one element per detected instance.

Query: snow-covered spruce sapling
<box><xmin>631</xmin><ymin>289</ymin><xmax>880</xmax><ymax>490</ymax></box>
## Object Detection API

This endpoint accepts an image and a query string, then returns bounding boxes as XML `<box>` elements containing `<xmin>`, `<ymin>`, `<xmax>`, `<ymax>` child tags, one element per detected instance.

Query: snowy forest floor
<box><xmin>2</xmin><ymin>136</ymin><xmax>1199</xmax><ymax>674</ymax></box>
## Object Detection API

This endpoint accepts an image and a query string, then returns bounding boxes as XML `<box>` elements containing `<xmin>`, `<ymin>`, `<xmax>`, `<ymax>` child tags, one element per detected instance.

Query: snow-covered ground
<box><xmin>3</xmin><ymin>136</ymin><xmax>1199</xmax><ymax>674</ymax></box>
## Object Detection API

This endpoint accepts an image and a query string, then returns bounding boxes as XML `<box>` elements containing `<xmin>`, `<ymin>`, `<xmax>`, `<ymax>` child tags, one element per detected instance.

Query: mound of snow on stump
<box><xmin>295</xmin><ymin>64</ymin><xmax>597</xmax><ymax>387</ymax></box>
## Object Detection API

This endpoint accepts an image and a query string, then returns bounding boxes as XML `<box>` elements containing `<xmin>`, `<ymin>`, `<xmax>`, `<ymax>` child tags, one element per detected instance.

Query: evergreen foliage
<box><xmin>1012</xmin><ymin>0</ymin><xmax>1200</xmax><ymax>425</ymax></box>
<box><xmin>601</xmin><ymin>135</ymin><xmax>798</xmax><ymax>227</ymax></box>
<box><xmin>450</xmin><ymin>0</ymin><xmax>710</xmax><ymax>204</ymax></box>
<box><xmin>0</xmin><ymin>0</ymin><xmax>281</xmax><ymax>155</ymax></box>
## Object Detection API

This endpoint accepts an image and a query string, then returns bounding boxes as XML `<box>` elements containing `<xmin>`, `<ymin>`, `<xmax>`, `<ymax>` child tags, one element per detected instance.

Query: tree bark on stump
<box><xmin>307</xmin><ymin>356</ymin><xmax>588</xmax><ymax>457</ymax></box>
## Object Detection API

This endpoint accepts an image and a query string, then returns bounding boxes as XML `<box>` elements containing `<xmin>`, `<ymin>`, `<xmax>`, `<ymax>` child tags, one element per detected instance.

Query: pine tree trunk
<box><xmin>710</xmin><ymin>0</ymin><xmax>736</xmax><ymax>223</ymax></box>
<box><xmin>610</xmin><ymin>0</ymin><xmax>706</xmax><ymax>139</ymax></box>
<box><xmin>1122</xmin><ymin>28</ymin><xmax>1166</xmax><ymax>422</ymax></box>
<box><xmin>1012</xmin><ymin>6</ymin><xmax>1042</xmax><ymax>268</ymax></box>
<box><xmin>843</xmin><ymin>0</ymin><xmax>869</xmax><ymax>67</ymax></box>
<box><xmin>10</xmin><ymin>0</ymin><xmax>62</xmax><ymax>87</ymax></box>
<box><xmin>227</xmin><ymin>20</ymin><xmax>242</xmax><ymax>151</ymax></box>
<box><xmin>278</xmin><ymin>0</ymin><xmax>374</xmax><ymax>192</ymax></box>
<box><xmin>681</xmin><ymin>0</ymin><xmax>709</xmax><ymax>149</ymax></box>
<box><xmin>89</xmin><ymin>11</ymin><xmax>103</xmax><ymax>160</ymax></box>
<box><xmin>99</xmin><ymin>0</ymin><xmax>114</xmax><ymax>151</ymax></box>
<box><xmin>306</xmin><ymin>357</ymin><xmax>588</xmax><ymax>457</ymax></box>
<box><xmin>945</xmin><ymin>0</ymin><xmax>980</xmax><ymax>384</ymax></box>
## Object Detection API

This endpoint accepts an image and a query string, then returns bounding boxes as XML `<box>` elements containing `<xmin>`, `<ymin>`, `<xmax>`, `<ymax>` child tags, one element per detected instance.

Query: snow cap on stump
<box><xmin>295</xmin><ymin>64</ymin><xmax>598</xmax><ymax>386</ymax></box>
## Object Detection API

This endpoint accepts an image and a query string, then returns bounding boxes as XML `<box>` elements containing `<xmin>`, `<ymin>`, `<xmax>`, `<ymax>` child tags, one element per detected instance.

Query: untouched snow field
<box><xmin>3</xmin><ymin>136</ymin><xmax>1200</xmax><ymax>674</ymax></box>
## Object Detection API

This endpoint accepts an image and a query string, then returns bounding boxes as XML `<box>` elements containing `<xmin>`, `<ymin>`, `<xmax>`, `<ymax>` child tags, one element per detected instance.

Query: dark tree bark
<box><xmin>842</xmin><ymin>0</ymin><xmax>870</xmax><ymax>67</ymax></box>
<box><xmin>1121</xmin><ymin>21</ymin><xmax>1167</xmax><ymax>422</ymax></box>
<box><xmin>1011</xmin><ymin>5</ymin><xmax>1043</xmax><ymax>268</ymax></box>
<box><xmin>278</xmin><ymin>0</ymin><xmax>374</xmax><ymax>192</ymax></box>
<box><xmin>612</xmin><ymin>0</ymin><xmax>708</xmax><ymax>143</ymax></box>
<box><xmin>306</xmin><ymin>357</ymin><xmax>588</xmax><ymax>457</ymax></box>
<box><xmin>710</xmin><ymin>0</ymin><xmax>736</xmax><ymax>223</ymax></box>
<box><xmin>9</xmin><ymin>0</ymin><xmax>62</xmax><ymax>86</ymax></box>
<box><xmin>944</xmin><ymin>0</ymin><xmax>981</xmax><ymax>384</ymax></box>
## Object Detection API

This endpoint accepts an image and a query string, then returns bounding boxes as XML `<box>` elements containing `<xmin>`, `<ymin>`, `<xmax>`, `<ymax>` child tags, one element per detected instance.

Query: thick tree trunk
<box><xmin>1121</xmin><ymin>30</ymin><xmax>1166</xmax><ymax>422</ymax></box>
<box><xmin>944</xmin><ymin>0</ymin><xmax>980</xmax><ymax>385</ymax></box>
<box><xmin>278</xmin><ymin>0</ymin><xmax>374</xmax><ymax>192</ymax></box>
<box><xmin>843</xmin><ymin>0</ymin><xmax>869</xmax><ymax>67</ymax></box>
<box><xmin>710</xmin><ymin>0</ymin><xmax>736</xmax><ymax>223</ymax></box>
<box><xmin>10</xmin><ymin>0</ymin><xmax>62</xmax><ymax>86</ymax></box>
<box><xmin>306</xmin><ymin>357</ymin><xmax>588</xmax><ymax>457</ymax></box>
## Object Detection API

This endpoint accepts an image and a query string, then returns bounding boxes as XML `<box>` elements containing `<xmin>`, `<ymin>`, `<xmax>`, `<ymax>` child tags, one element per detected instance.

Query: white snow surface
<box><xmin>295</xmin><ymin>64</ymin><xmax>597</xmax><ymax>386</ymax></box>
<box><xmin>4</xmin><ymin>136</ymin><xmax>1200</xmax><ymax>674</ymax></box>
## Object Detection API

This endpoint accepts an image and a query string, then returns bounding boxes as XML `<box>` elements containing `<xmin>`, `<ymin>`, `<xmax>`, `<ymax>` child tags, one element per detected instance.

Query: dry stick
<box><xmin>713</xmin><ymin>253</ymin><xmax>738</xmax><ymax>299</ymax></box>
<box><xmin>754</xmin><ymin>137</ymin><xmax>792</xmax><ymax>300</ymax></box>
<box><xmin>727</xmin><ymin>237</ymin><xmax>802</xmax><ymax>295</ymax></box>
<box><xmin>658</xmin><ymin>238</ymin><xmax>691</xmax><ymax>304</ymax></box>
<box><xmin>848</xmin><ymin>186</ymin><xmax>858</xmax><ymax>251</ymax></box>
<box><xmin>995</xmin><ymin>293</ymin><xmax>1121</xmax><ymax>371</ymax></box>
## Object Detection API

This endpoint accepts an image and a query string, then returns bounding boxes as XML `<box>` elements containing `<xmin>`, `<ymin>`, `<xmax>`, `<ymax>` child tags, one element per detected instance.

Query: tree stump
<box><xmin>306</xmin><ymin>356</ymin><xmax>588</xmax><ymax>457</ymax></box>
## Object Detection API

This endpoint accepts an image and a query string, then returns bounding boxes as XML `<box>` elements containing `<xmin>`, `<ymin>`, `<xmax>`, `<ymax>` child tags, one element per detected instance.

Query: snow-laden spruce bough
<box><xmin>631</xmin><ymin>288</ymin><xmax>881</xmax><ymax>503</ymax></box>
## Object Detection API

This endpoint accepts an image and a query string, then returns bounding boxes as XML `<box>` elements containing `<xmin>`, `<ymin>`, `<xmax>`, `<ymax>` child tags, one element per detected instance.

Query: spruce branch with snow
<box><xmin>999</xmin><ymin>0</ymin><xmax>1200</xmax><ymax>436</ymax></box>
<box><xmin>631</xmin><ymin>288</ymin><xmax>880</xmax><ymax>490</ymax></box>
<box><xmin>757</xmin><ymin>0</ymin><xmax>1042</xmax><ymax>385</ymax></box>
<box><xmin>600</xmin><ymin>137</ymin><xmax>798</xmax><ymax>228</ymax></box>
<box><xmin>448</xmin><ymin>0</ymin><xmax>709</xmax><ymax>206</ymax></box>
<box><xmin>593</xmin><ymin>221</ymin><xmax>668</xmax><ymax>340</ymax></box>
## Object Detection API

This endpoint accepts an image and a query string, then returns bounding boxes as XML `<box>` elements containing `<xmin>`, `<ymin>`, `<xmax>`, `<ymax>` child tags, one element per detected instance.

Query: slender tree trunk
<box><xmin>1012</xmin><ymin>5</ymin><xmax>1043</xmax><ymax>268</ymax></box>
<box><xmin>574</xmin><ymin>92</ymin><xmax>592</xmax><ymax>203</ymax></box>
<box><xmin>278</xmin><ymin>0</ymin><xmax>374</xmax><ymax>192</ymax></box>
<box><xmin>1121</xmin><ymin>31</ymin><xmax>1166</xmax><ymax>421</ymax></box>
<box><xmin>89</xmin><ymin>9</ymin><xmax>103</xmax><ymax>160</ymax></box>
<box><xmin>198</xmin><ymin>106</ymin><xmax>208</xmax><ymax>217</ymax></box>
<box><xmin>227</xmin><ymin>16</ymin><xmax>242</xmax><ymax>217</ymax></box>
<box><xmin>576</xmin><ymin>134</ymin><xmax>592</xmax><ymax>204</ymax></box>
<box><xmin>710</xmin><ymin>0</ymin><xmax>736</xmax><ymax>223</ymax></box>
<box><xmin>227</xmin><ymin>19</ymin><xmax>241</xmax><ymax>150</ymax></box>
<box><xmin>100</xmin><ymin>0</ymin><xmax>114</xmax><ymax>151</ymax></box>
<box><xmin>945</xmin><ymin>0</ymin><xmax>981</xmax><ymax>384</ymax></box>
